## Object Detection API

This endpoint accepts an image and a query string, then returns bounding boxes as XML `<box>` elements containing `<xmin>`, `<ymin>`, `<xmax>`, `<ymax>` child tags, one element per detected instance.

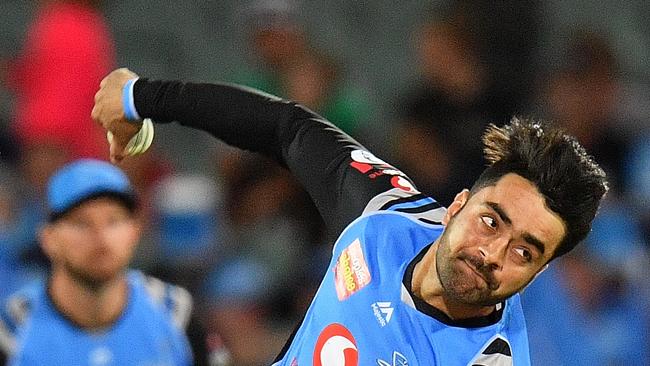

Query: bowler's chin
<box><xmin>447</xmin><ymin>286</ymin><xmax>510</xmax><ymax>307</ymax></box>
<box><xmin>442</xmin><ymin>264</ymin><xmax>510</xmax><ymax>306</ymax></box>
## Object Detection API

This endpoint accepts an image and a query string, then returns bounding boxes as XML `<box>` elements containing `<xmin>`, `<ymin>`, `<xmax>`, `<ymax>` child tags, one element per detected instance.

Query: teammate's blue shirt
<box><xmin>0</xmin><ymin>270</ymin><xmax>193</xmax><ymax>366</ymax></box>
<box><xmin>274</xmin><ymin>196</ymin><xmax>531</xmax><ymax>366</ymax></box>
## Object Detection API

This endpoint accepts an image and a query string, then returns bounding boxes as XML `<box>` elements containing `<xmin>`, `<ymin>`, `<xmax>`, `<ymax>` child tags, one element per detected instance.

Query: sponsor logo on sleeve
<box><xmin>349</xmin><ymin>150</ymin><xmax>415</xmax><ymax>192</ymax></box>
<box><xmin>334</xmin><ymin>239</ymin><xmax>371</xmax><ymax>301</ymax></box>
<box><xmin>313</xmin><ymin>323</ymin><xmax>358</xmax><ymax>366</ymax></box>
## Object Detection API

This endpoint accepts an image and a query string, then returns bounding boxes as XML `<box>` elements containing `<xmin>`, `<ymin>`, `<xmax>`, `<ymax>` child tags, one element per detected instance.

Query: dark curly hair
<box><xmin>470</xmin><ymin>117</ymin><xmax>609</xmax><ymax>260</ymax></box>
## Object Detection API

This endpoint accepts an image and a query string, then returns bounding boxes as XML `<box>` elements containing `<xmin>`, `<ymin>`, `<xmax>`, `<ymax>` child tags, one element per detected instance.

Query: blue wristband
<box><xmin>122</xmin><ymin>78</ymin><xmax>142</xmax><ymax>121</ymax></box>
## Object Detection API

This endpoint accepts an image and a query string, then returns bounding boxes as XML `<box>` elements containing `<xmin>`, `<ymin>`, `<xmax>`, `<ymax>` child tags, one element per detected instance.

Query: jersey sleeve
<box><xmin>141</xmin><ymin>275</ymin><xmax>193</xmax><ymax>330</ymax></box>
<box><xmin>0</xmin><ymin>313</ymin><xmax>15</xmax><ymax>364</ymax></box>
<box><xmin>0</xmin><ymin>291</ymin><xmax>34</xmax><ymax>363</ymax></box>
<box><xmin>141</xmin><ymin>275</ymin><xmax>212</xmax><ymax>365</ymax></box>
<box><xmin>133</xmin><ymin>80</ymin><xmax>426</xmax><ymax>233</ymax></box>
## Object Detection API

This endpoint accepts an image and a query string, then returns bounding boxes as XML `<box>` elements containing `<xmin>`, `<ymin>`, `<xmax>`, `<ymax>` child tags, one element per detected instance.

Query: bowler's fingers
<box><xmin>93</xmin><ymin>68</ymin><xmax>141</xmax><ymax>163</ymax></box>
<box><xmin>91</xmin><ymin>89</ymin><xmax>104</xmax><ymax>126</ymax></box>
<box><xmin>110</xmin><ymin>140</ymin><xmax>125</xmax><ymax>163</ymax></box>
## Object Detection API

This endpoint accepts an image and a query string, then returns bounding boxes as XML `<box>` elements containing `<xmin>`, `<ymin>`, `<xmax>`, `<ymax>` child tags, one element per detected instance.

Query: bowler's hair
<box><xmin>470</xmin><ymin>117</ymin><xmax>608</xmax><ymax>260</ymax></box>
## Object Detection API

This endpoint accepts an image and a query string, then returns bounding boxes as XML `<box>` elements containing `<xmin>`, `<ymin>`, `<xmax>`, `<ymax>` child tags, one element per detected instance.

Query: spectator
<box><xmin>7</xmin><ymin>0</ymin><xmax>115</xmax><ymax>160</ymax></box>
<box><xmin>522</xmin><ymin>199</ymin><xmax>649</xmax><ymax>365</ymax></box>
<box><xmin>149</xmin><ymin>173</ymin><xmax>222</xmax><ymax>291</ymax></box>
<box><xmin>0</xmin><ymin>164</ymin><xmax>45</xmax><ymax>303</ymax></box>
<box><xmin>394</xmin><ymin>13</ymin><xmax>490</xmax><ymax>206</ymax></box>
<box><xmin>235</xmin><ymin>0</ymin><xmax>371</xmax><ymax>134</ymax></box>
<box><xmin>199</xmin><ymin>151</ymin><xmax>314</xmax><ymax>365</ymax></box>
<box><xmin>539</xmin><ymin>31</ymin><xmax>634</xmax><ymax>194</ymax></box>
<box><xmin>201</xmin><ymin>258</ymin><xmax>285</xmax><ymax>366</ymax></box>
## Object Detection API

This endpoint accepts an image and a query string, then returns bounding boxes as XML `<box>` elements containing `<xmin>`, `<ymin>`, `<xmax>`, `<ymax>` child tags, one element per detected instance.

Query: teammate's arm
<box><xmin>94</xmin><ymin>69</ymin><xmax>419</xmax><ymax>233</ymax></box>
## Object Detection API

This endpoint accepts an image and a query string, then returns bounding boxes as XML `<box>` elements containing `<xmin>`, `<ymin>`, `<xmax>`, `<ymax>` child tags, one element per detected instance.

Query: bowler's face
<box><xmin>44</xmin><ymin>197</ymin><xmax>139</xmax><ymax>286</ymax></box>
<box><xmin>436</xmin><ymin>173</ymin><xmax>565</xmax><ymax>306</ymax></box>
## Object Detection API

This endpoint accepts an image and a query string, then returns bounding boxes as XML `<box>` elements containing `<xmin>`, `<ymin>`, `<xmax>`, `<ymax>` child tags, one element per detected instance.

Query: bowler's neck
<box><xmin>410</xmin><ymin>241</ymin><xmax>495</xmax><ymax>319</ymax></box>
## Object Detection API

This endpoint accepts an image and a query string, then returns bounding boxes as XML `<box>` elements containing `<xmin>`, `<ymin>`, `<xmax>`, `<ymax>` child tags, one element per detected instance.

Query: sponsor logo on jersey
<box><xmin>313</xmin><ymin>323</ymin><xmax>358</xmax><ymax>366</ymax></box>
<box><xmin>371</xmin><ymin>302</ymin><xmax>394</xmax><ymax>327</ymax></box>
<box><xmin>349</xmin><ymin>150</ymin><xmax>415</xmax><ymax>192</ymax></box>
<box><xmin>334</xmin><ymin>239</ymin><xmax>372</xmax><ymax>301</ymax></box>
<box><xmin>377</xmin><ymin>351</ymin><xmax>409</xmax><ymax>366</ymax></box>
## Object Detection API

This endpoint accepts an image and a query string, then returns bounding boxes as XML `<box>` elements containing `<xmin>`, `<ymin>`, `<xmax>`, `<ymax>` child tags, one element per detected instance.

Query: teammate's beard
<box><xmin>62</xmin><ymin>260</ymin><xmax>124</xmax><ymax>291</ymax></box>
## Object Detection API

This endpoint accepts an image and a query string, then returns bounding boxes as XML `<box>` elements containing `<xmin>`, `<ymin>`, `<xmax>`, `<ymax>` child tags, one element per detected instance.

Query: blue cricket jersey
<box><xmin>0</xmin><ymin>271</ymin><xmax>193</xmax><ymax>366</ymax></box>
<box><xmin>274</xmin><ymin>196</ymin><xmax>531</xmax><ymax>366</ymax></box>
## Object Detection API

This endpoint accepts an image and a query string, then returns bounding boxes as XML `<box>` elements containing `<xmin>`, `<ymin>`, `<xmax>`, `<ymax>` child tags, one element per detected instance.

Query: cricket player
<box><xmin>92</xmin><ymin>68</ymin><xmax>608</xmax><ymax>365</ymax></box>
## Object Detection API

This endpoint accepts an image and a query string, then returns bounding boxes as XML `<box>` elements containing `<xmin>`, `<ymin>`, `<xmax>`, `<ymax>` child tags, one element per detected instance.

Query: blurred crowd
<box><xmin>0</xmin><ymin>0</ymin><xmax>649</xmax><ymax>365</ymax></box>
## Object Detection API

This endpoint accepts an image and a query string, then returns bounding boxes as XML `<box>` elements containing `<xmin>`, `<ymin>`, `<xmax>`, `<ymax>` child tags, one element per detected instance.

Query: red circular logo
<box><xmin>313</xmin><ymin>323</ymin><xmax>358</xmax><ymax>366</ymax></box>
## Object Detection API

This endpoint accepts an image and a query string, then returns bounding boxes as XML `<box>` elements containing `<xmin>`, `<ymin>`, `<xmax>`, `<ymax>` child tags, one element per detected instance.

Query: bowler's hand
<box><xmin>92</xmin><ymin>68</ymin><xmax>142</xmax><ymax>163</ymax></box>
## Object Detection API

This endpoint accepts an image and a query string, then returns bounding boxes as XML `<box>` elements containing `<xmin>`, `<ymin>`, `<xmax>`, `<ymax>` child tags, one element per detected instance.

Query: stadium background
<box><xmin>0</xmin><ymin>0</ymin><xmax>648</xmax><ymax>365</ymax></box>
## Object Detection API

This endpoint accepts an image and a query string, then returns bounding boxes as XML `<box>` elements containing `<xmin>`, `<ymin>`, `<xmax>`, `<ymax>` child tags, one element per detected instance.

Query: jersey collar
<box><xmin>402</xmin><ymin>243</ymin><xmax>505</xmax><ymax>328</ymax></box>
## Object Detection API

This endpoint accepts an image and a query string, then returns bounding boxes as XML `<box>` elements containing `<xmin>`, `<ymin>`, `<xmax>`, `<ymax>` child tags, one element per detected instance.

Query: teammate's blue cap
<box><xmin>47</xmin><ymin>159</ymin><xmax>137</xmax><ymax>221</ymax></box>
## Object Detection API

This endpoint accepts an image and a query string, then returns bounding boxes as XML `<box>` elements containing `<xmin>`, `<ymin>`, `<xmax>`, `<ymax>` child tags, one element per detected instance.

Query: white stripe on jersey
<box><xmin>362</xmin><ymin>188</ymin><xmax>446</xmax><ymax>224</ymax></box>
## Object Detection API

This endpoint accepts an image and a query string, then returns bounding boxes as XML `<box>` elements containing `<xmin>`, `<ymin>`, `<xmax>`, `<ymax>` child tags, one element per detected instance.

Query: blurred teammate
<box><xmin>0</xmin><ymin>159</ymin><xmax>213</xmax><ymax>365</ymax></box>
<box><xmin>92</xmin><ymin>69</ymin><xmax>608</xmax><ymax>365</ymax></box>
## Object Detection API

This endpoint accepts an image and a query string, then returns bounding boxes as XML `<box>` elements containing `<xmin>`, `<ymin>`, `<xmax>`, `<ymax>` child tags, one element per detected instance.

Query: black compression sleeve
<box><xmin>132</xmin><ymin>80</ymin><xmax>413</xmax><ymax>233</ymax></box>
<box><xmin>133</xmin><ymin>80</ymin><xmax>307</xmax><ymax>163</ymax></box>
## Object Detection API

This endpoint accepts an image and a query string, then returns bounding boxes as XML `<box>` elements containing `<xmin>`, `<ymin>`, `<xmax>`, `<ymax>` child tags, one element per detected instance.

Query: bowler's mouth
<box><xmin>460</xmin><ymin>256</ymin><xmax>499</xmax><ymax>291</ymax></box>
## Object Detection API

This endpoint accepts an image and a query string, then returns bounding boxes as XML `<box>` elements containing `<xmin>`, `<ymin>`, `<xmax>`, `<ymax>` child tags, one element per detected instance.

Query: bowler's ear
<box><xmin>442</xmin><ymin>189</ymin><xmax>470</xmax><ymax>225</ymax></box>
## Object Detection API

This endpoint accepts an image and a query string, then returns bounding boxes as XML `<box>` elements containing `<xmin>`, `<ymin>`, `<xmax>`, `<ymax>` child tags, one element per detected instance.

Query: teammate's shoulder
<box><xmin>130</xmin><ymin>270</ymin><xmax>193</xmax><ymax>330</ymax></box>
<box><xmin>362</xmin><ymin>188</ymin><xmax>446</xmax><ymax>226</ymax></box>
<box><xmin>0</xmin><ymin>281</ymin><xmax>44</xmax><ymax>355</ymax></box>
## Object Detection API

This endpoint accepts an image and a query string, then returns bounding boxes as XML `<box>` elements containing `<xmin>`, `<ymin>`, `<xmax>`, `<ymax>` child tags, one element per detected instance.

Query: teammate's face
<box><xmin>41</xmin><ymin>197</ymin><xmax>140</xmax><ymax>288</ymax></box>
<box><xmin>436</xmin><ymin>173</ymin><xmax>565</xmax><ymax>306</ymax></box>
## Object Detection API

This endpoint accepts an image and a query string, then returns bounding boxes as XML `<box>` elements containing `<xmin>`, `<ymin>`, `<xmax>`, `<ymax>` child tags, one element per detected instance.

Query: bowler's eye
<box><xmin>514</xmin><ymin>247</ymin><xmax>533</xmax><ymax>262</ymax></box>
<box><xmin>480</xmin><ymin>215</ymin><xmax>497</xmax><ymax>229</ymax></box>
